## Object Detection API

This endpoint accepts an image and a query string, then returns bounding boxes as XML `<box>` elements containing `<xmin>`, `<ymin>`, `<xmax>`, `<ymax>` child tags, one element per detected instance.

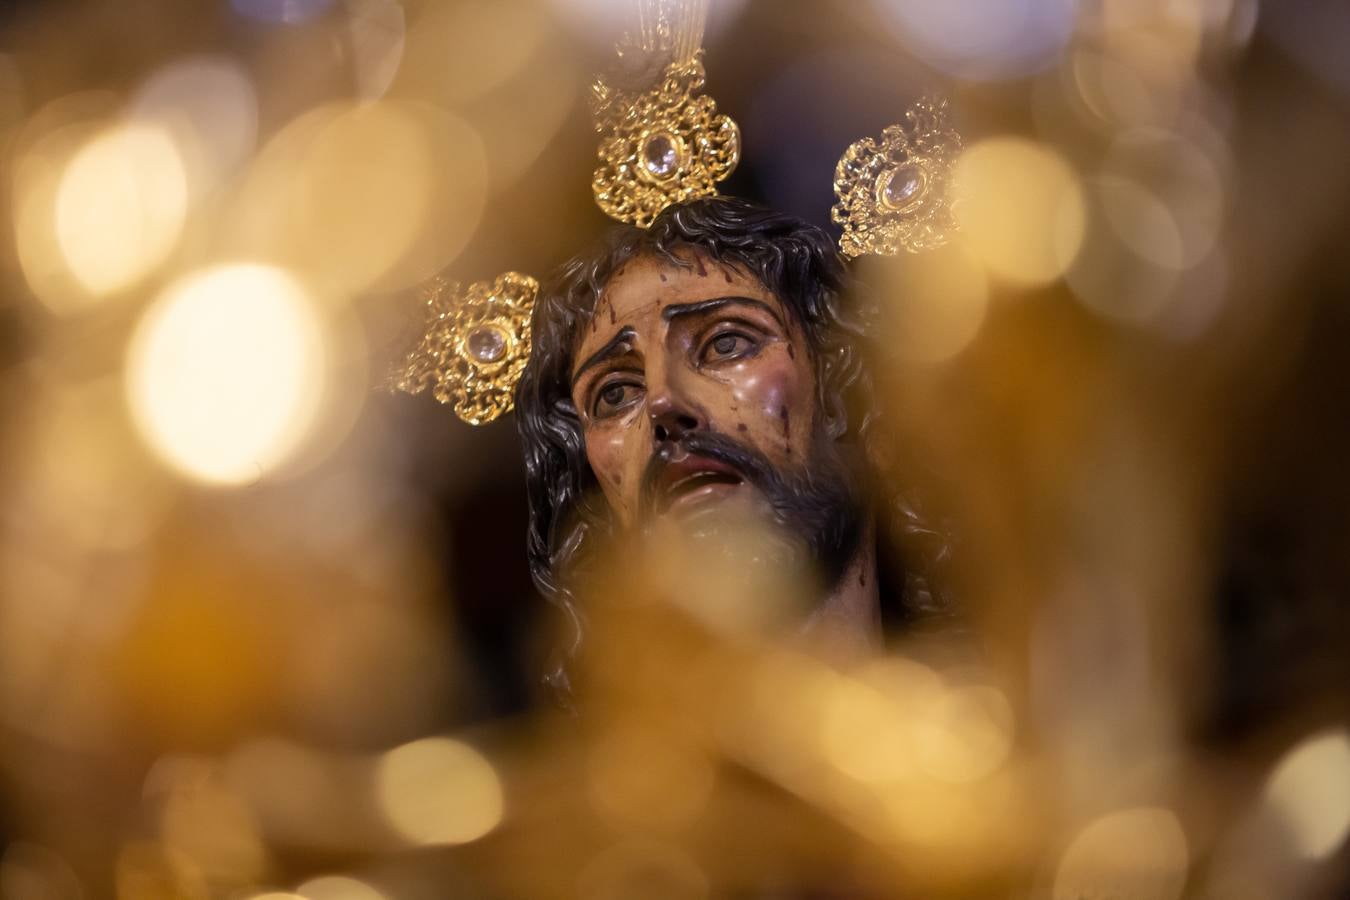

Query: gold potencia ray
<box><xmin>591</xmin><ymin>0</ymin><xmax>740</xmax><ymax>227</ymax></box>
<box><xmin>832</xmin><ymin>96</ymin><xmax>963</xmax><ymax>257</ymax></box>
<box><xmin>390</xmin><ymin>272</ymin><xmax>538</xmax><ymax>426</ymax></box>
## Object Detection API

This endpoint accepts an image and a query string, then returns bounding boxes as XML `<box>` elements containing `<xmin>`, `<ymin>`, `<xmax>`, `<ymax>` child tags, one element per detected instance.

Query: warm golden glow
<box><xmin>297</xmin><ymin>875</ymin><xmax>389</xmax><ymax>900</ymax></box>
<box><xmin>345</xmin><ymin>0</ymin><xmax>406</xmax><ymax>101</ymax></box>
<box><xmin>587</xmin><ymin>724</ymin><xmax>716</xmax><ymax>829</ymax></box>
<box><xmin>1262</xmin><ymin>728</ymin><xmax>1350</xmax><ymax>860</ymax></box>
<box><xmin>913</xmin><ymin>685</ymin><xmax>1015</xmax><ymax>783</ymax></box>
<box><xmin>822</xmin><ymin>657</ymin><xmax>943</xmax><ymax>785</ymax></box>
<box><xmin>154</xmin><ymin>757</ymin><xmax>268</xmax><ymax>882</ymax></box>
<box><xmin>954</xmin><ymin>137</ymin><xmax>1086</xmax><ymax>286</ymax></box>
<box><xmin>823</xmin><ymin>683</ymin><xmax>914</xmax><ymax>784</ymax></box>
<box><xmin>1053</xmin><ymin>807</ymin><xmax>1189</xmax><ymax>900</ymax></box>
<box><xmin>125</xmin><ymin>264</ymin><xmax>327</xmax><ymax>486</ymax></box>
<box><xmin>375</xmin><ymin>737</ymin><xmax>504</xmax><ymax>846</ymax></box>
<box><xmin>577</xmin><ymin>839</ymin><xmax>709</xmax><ymax>900</ymax></box>
<box><xmin>0</xmin><ymin>843</ymin><xmax>83</xmax><ymax>900</ymax></box>
<box><xmin>130</xmin><ymin>55</ymin><xmax>258</xmax><ymax>195</ymax></box>
<box><xmin>14</xmin><ymin>120</ymin><xmax>97</xmax><ymax>313</ymax></box>
<box><xmin>822</xmin><ymin>659</ymin><xmax>1012</xmax><ymax>786</ymax></box>
<box><xmin>228</xmin><ymin>101</ymin><xmax>486</xmax><ymax>294</ymax></box>
<box><xmin>114</xmin><ymin>841</ymin><xmax>207</xmax><ymax>900</ymax></box>
<box><xmin>54</xmin><ymin>123</ymin><xmax>188</xmax><ymax>296</ymax></box>
<box><xmin>398</xmin><ymin>1</ymin><xmax>548</xmax><ymax>105</ymax></box>
<box><xmin>874</xmin><ymin>245</ymin><xmax>989</xmax><ymax>363</ymax></box>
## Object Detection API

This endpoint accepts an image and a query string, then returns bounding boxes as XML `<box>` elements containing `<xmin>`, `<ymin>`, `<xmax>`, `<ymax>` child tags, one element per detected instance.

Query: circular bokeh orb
<box><xmin>125</xmin><ymin>264</ymin><xmax>327</xmax><ymax>486</ymax></box>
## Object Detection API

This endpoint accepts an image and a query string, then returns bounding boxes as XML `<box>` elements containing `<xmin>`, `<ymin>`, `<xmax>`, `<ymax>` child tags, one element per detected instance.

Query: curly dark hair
<box><xmin>515</xmin><ymin>197</ymin><xmax>949</xmax><ymax>695</ymax></box>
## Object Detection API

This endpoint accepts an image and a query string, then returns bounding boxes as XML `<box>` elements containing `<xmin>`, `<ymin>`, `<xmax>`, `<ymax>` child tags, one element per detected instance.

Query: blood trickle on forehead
<box><xmin>568</xmin><ymin>252</ymin><xmax>821</xmax><ymax>528</ymax></box>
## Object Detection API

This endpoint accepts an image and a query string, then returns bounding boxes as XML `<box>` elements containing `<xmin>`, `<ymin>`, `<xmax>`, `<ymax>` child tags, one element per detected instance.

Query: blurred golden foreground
<box><xmin>1</xmin><ymin>0</ymin><xmax>1348</xmax><ymax>898</ymax></box>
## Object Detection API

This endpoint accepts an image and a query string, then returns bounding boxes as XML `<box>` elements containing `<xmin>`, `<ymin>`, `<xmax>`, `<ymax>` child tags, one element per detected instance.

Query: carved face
<box><xmin>569</xmin><ymin>251</ymin><xmax>824</xmax><ymax>530</ymax></box>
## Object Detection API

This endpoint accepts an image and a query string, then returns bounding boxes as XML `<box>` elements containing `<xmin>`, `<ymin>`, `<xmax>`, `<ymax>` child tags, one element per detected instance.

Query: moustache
<box><xmin>635</xmin><ymin>427</ymin><xmax>866</xmax><ymax>591</ymax></box>
<box><xmin>638</xmin><ymin>430</ymin><xmax>782</xmax><ymax>523</ymax></box>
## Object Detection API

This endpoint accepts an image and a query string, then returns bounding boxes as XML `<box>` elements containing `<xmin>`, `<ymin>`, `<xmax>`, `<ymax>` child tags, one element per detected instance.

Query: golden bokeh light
<box><xmin>821</xmin><ymin>656</ymin><xmax>943</xmax><ymax>785</ymax></box>
<box><xmin>223</xmin><ymin>737</ymin><xmax>364</xmax><ymax>850</ymax></box>
<box><xmin>153</xmin><ymin>757</ymin><xmax>269</xmax><ymax>883</ymax></box>
<box><xmin>576</xmin><ymin>838</ymin><xmax>709</xmax><ymax>900</ymax></box>
<box><xmin>472</xmin><ymin>47</ymin><xmax>579</xmax><ymax>190</ymax></box>
<box><xmin>397</xmin><ymin>0</ymin><xmax>549</xmax><ymax>106</ymax></box>
<box><xmin>130</xmin><ymin>55</ymin><xmax>258</xmax><ymax>196</ymax></box>
<box><xmin>14</xmin><ymin>375</ymin><xmax>170</xmax><ymax>551</ymax></box>
<box><xmin>1063</xmin><ymin>179</ymin><xmax>1182</xmax><ymax>325</ymax></box>
<box><xmin>114</xmin><ymin>841</ymin><xmax>208</xmax><ymax>900</ymax></box>
<box><xmin>124</xmin><ymin>264</ymin><xmax>327</xmax><ymax>486</ymax></box>
<box><xmin>0</xmin><ymin>843</ymin><xmax>83</xmax><ymax>900</ymax></box>
<box><xmin>871</xmin><ymin>245</ymin><xmax>989</xmax><ymax>363</ymax></box>
<box><xmin>14</xmin><ymin>123</ymin><xmax>96</xmax><ymax>312</ymax></box>
<box><xmin>736</xmin><ymin>651</ymin><xmax>842</xmax><ymax>784</ymax></box>
<box><xmin>297</xmin><ymin>874</ymin><xmax>389</xmax><ymax>900</ymax></box>
<box><xmin>1065</xmin><ymin>47</ymin><xmax>1161</xmax><ymax>130</ymax></box>
<box><xmin>1097</xmin><ymin>175</ymin><xmax>1185</xmax><ymax>271</ymax></box>
<box><xmin>821</xmin><ymin>659</ymin><xmax>1013</xmax><ymax>786</ymax></box>
<box><xmin>954</xmin><ymin>137</ymin><xmax>1087</xmax><ymax>287</ymax></box>
<box><xmin>913</xmin><ymin>684</ymin><xmax>1015</xmax><ymax>783</ymax></box>
<box><xmin>1261</xmin><ymin>727</ymin><xmax>1350</xmax><ymax>860</ymax></box>
<box><xmin>823</xmin><ymin>678</ymin><xmax>915</xmax><ymax>785</ymax></box>
<box><xmin>1052</xmin><ymin>807</ymin><xmax>1189</xmax><ymax>900</ymax></box>
<box><xmin>345</xmin><ymin>0</ymin><xmax>406</xmax><ymax>101</ymax></box>
<box><xmin>227</xmin><ymin>101</ymin><xmax>486</xmax><ymax>294</ymax></box>
<box><xmin>587</xmin><ymin>723</ymin><xmax>716</xmax><ymax>829</ymax></box>
<box><xmin>54</xmin><ymin>122</ymin><xmax>189</xmax><ymax>296</ymax></box>
<box><xmin>375</xmin><ymin>737</ymin><xmax>504</xmax><ymax>846</ymax></box>
<box><xmin>1104</xmin><ymin>128</ymin><xmax>1226</xmax><ymax>270</ymax></box>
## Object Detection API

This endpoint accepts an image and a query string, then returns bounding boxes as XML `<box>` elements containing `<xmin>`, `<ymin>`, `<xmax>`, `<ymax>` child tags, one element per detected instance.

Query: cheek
<box><xmin>584</xmin><ymin>421</ymin><xmax>646</xmax><ymax>525</ymax></box>
<box><xmin>716</xmin><ymin>352</ymin><xmax>815</xmax><ymax>461</ymax></box>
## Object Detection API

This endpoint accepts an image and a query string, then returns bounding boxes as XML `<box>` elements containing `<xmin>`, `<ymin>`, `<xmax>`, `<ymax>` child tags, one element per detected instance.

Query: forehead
<box><xmin>575</xmin><ymin>252</ymin><xmax>784</xmax><ymax>359</ymax></box>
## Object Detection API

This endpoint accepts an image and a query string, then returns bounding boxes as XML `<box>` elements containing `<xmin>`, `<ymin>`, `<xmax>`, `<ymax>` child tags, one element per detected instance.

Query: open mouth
<box><xmin>665</xmin><ymin>470</ymin><xmax>743</xmax><ymax>509</ymax></box>
<box><xmin>657</xmin><ymin>456</ymin><xmax>746</xmax><ymax>514</ymax></box>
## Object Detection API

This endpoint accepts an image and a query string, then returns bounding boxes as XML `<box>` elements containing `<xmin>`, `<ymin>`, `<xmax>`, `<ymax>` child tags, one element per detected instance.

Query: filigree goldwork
<box><xmin>591</xmin><ymin>54</ymin><xmax>740</xmax><ymax>228</ymax></box>
<box><xmin>390</xmin><ymin>272</ymin><xmax>538</xmax><ymax>426</ymax></box>
<box><xmin>831</xmin><ymin>97</ymin><xmax>963</xmax><ymax>257</ymax></box>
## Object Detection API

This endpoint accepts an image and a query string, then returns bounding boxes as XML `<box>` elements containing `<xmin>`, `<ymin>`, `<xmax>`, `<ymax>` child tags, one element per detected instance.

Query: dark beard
<box><xmin>637</xmin><ymin>429</ymin><xmax>865</xmax><ymax>591</ymax></box>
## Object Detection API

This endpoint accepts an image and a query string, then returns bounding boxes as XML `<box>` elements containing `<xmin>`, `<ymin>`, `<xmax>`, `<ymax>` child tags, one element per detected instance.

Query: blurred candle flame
<box><xmin>954</xmin><ymin>137</ymin><xmax>1087</xmax><ymax>287</ymax></box>
<box><xmin>297</xmin><ymin>874</ymin><xmax>390</xmax><ymax>900</ymax></box>
<box><xmin>52</xmin><ymin>122</ymin><xmax>188</xmax><ymax>298</ymax></box>
<box><xmin>375</xmin><ymin>737</ymin><xmax>504</xmax><ymax>846</ymax></box>
<box><xmin>1261</xmin><ymin>727</ymin><xmax>1350</xmax><ymax>861</ymax></box>
<box><xmin>124</xmin><ymin>264</ymin><xmax>328</xmax><ymax>486</ymax></box>
<box><xmin>1052</xmin><ymin>806</ymin><xmax>1189</xmax><ymax>900</ymax></box>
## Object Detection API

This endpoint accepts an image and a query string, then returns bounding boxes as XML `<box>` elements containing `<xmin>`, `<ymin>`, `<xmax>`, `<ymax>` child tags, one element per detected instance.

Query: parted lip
<box><xmin>656</xmin><ymin>454</ymin><xmax>745</xmax><ymax>512</ymax></box>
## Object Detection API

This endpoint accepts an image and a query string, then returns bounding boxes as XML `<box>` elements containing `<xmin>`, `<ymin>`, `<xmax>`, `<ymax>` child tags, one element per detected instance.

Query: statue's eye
<box><xmin>701</xmin><ymin>330</ymin><xmax>754</xmax><ymax>363</ymax></box>
<box><xmin>593</xmin><ymin>380</ymin><xmax>641</xmax><ymax>417</ymax></box>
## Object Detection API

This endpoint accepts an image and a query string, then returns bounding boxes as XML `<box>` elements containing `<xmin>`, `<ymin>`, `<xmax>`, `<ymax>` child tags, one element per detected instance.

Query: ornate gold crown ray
<box><xmin>832</xmin><ymin>97</ymin><xmax>963</xmax><ymax>258</ymax></box>
<box><xmin>388</xmin><ymin>272</ymin><xmax>538</xmax><ymax>426</ymax></box>
<box><xmin>590</xmin><ymin>53</ymin><xmax>741</xmax><ymax>228</ymax></box>
<box><xmin>590</xmin><ymin>0</ymin><xmax>739</xmax><ymax>227</ymax></box>
<box><xmin>392</xmin><ymin>2</ymin><xmax>964</xmax><ymax>425</ymax></box>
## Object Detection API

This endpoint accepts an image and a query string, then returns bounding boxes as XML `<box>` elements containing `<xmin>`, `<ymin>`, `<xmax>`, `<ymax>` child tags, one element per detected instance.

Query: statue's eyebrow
<box><xmin>571</xmin><ymin>325</ymin><xmax>637</xmax><ymax>386</ymax></box>
<box><xmin>660</xmin><ymin>295</ymin><xmax>785</xmax><ymax>330</ymax></box>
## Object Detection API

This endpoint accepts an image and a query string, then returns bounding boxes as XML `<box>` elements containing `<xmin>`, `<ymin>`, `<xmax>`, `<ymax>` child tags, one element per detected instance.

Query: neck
<box><xmin>798</xmin><ymin>521</ymin><xmax>881</xmax><ymax>662</ymax></box>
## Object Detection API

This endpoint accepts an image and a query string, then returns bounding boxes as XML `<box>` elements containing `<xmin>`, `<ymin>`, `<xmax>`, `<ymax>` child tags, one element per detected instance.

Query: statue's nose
<box><xmin>651</xmin><ymin>409</ymin><xmax>700</xmax><ymax>444</ymax></box>
<box><xmin>647</xmin><ymin>375</ymin><xmax>704</xmax><ymax>444</ymax></box>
